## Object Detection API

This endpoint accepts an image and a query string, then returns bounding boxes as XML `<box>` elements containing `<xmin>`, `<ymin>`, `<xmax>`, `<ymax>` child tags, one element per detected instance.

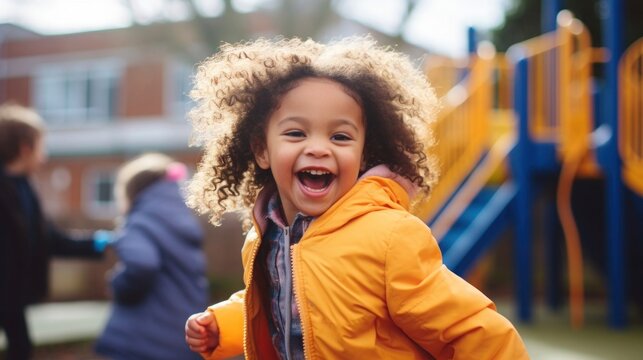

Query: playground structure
<box><xmin>418</xmin><ymin>0</ymin><xmax>642</xmax><ymax>329</ymax></box>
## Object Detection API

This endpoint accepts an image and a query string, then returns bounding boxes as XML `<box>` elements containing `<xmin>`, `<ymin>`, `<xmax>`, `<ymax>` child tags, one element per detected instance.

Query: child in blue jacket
<box><xmin>95</xmin><ymin>153</ymin><xmax>209</xmax><ymax>359</ymax></box>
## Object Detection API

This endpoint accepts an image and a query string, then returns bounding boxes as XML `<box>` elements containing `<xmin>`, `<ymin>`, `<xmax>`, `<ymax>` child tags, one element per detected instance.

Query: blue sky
<box><xmin>0</xmin><ymin>0</ymin><xmax>509</xmax><ymax>57</ymax></box>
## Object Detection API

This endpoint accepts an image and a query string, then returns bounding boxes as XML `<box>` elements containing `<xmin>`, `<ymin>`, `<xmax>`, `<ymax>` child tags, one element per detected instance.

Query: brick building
<box><xmin>0</xmin><ymin>22</ymin><xmax>246</xmax><ymax>301</ymax></box>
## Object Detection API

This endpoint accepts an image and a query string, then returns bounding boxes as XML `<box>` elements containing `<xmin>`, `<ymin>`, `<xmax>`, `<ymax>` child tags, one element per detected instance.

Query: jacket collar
<box><xmin>358</xmin><ymin>164</ymin><xmax>418</xmax><ymax>199</ymax></box>
<box><xmin>251</xmin><ymin>165</ymin><xmax>415</xmax><ymax>235</ymax></box>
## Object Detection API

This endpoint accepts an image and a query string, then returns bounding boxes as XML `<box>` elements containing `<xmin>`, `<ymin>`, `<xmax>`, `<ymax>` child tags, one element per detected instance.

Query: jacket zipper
<box><xmin>290</xmin><ymin>243</ymin><xmax>310</xmax><ymax>359</ymax></box>
<box><xmin>244</xmin><ymin>220</ymin><xmax>311</xmax><ymax>359</ymax></box>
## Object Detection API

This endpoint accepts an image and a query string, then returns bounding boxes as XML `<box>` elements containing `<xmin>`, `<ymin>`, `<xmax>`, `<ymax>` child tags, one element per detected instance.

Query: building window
<box><xmin>84</xmin><ymin>168</ymin><xmax>116</xmax><ymax>219</ymax></box>
<box><xmin>96</xmin><ymin>174</ymin><xmax>113</xmax><ymax>206</ymax></box>
<box><xmin>34</xmin><ymin>62</ymin><xmax>121</xmax><ymax>125</ymax></box>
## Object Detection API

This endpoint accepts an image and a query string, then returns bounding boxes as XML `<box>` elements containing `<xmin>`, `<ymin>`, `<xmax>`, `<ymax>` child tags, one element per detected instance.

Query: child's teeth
<box><xmin>305</xmin><ymin>170</ymin><xmax>328</xmax><ymax>175</ymax></box>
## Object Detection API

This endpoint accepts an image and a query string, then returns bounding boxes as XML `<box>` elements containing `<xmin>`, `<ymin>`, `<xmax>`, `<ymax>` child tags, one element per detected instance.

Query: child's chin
<box><xmin>298</xmin><ymin>204</ymin><xmax>330</xmax><ymax>218</ymax></box>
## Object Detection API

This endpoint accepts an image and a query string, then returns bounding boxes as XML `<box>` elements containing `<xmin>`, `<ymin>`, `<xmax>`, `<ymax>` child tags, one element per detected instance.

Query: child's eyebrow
<box><xmin>331</xmin><ymin>118</ymin><xmax>361</xmax><ymax>132</ymax></box>
<box><xmin>277</xmin><ymin>116</ymin><xmax>305</xmax><ymax>125</ymax></box>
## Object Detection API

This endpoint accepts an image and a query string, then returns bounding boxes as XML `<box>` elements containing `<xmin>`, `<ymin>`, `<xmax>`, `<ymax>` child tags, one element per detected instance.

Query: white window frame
<box><xmin>34</xmin><ymin>59</ymin><xmax>122</xmax><ymax>126</ymax></box>
<box><xmin>83</xmin><ymin>166</ymin><xmax>117</xmax><ymax>219</ymax></box>
<box><xmin>168</xmin><ymin>60</ymin><xmax>196</xmax><ymax>121</ymax></box>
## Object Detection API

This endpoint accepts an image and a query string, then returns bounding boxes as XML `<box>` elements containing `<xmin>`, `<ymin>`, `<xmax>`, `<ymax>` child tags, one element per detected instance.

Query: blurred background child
<box><xmin>95</xmin><ymin>153</ymin><xmax>208</xmax><ymax>359</ymax></box>
<box><xmin>0</xmin><ymin>102</ymin><xmax>108</xmax><ymax>360</ymax></box>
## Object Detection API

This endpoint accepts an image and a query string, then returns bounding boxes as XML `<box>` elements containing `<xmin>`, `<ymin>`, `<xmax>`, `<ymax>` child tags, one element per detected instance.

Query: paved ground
<box><xmin>2</xmin><ymin>301</ymin><xmax>643</xmax><ymax>359</ymax></box>
<box><xmin>0</xmin><ymin>301</ymin><xmax>108</xmax><ymax>359</ymax></box>
<box><xmin>511</xmin><ymin>304</ymin><xmax>643</xmax><ymax>360</ymax></box>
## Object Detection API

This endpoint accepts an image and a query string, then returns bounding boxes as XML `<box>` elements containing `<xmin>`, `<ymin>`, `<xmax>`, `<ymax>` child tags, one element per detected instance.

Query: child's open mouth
<box><xmin>297</xmin><ymin>169</ymin><xmax>335</xmax><ymax>192</ymax></box>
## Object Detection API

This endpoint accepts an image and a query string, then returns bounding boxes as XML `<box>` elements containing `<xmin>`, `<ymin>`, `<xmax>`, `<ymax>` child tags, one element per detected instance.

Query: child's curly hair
<box><xmin>188</xmin><ymin>35</ymin><xmax>439</xmax><ymax>225</ymax></box>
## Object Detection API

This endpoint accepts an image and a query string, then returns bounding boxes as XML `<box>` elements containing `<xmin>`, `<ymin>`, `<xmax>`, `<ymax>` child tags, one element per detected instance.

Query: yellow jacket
<box><xmin>203</xmin><ymin>176</ymin><xmax>529</xmax><ymax>360</ymax></box>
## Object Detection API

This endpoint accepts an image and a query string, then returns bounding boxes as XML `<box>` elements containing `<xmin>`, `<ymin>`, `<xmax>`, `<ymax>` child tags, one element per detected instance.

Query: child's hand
<box><xmin>185</xmin><ymin>311</ymin><xmax>220</xmax><ymax>353</ymax></box>
<box><xmin>93</xmin><ymin>229</ymin><xmax>116</xmax><ymax>252</ymax></box>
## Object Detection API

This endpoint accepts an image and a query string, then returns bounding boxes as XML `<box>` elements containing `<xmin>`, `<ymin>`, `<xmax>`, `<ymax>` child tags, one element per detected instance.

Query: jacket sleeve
<box><xmin>48</xmin><ymin>221</ymin><xmax>103</xmax><ymax>258</ymax></box>
<box><xmin>201</xmin><ymin>228</ymin><xmax>261</xmax><ymax>359</ymax></box>
<box><xmin>201</xmin><ymin>290</ymin><xmax>246</xmax><ymax>360</ymax></box>
<box><xmin>109</xmin><ymin>222</ymin><xmax>160</xmax><ymax>305</ymax></box>
<box><xmin>385</xmin><ymin>214</ymin><xmax>529</xmax><ymax>360</ymax></box>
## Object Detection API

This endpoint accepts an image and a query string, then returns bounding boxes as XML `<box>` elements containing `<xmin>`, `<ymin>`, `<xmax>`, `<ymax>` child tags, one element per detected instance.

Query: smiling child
<box><xmin>184</xmin><ymin>36</ymin><xmax>528</xmax><ymax>360</ymax></box>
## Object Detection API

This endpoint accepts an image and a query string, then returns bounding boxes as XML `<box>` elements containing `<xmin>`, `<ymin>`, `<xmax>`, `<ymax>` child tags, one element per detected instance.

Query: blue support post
<box><xmin>512</xmin><ymin>56</ymin><xmax>533</xmax><ymax>322</ymax></box>
<box><xmin>457</xmin><ymin>27</ymin><xmax>478</xmax><ymax>83</ymax></box>
<box><xmin>602</xmin><ymin>0</ymin><xmax>626</xmax><ymax>329</ymax></box>
<box><xmin>542</xmin><ymin>0</ymin><xmax>561</xmax><ymax>33</ymax></box>
<box><xmin>467</xmin><ymin>26</ymin><xmax>477</xmax><ymax>55</ymax></box>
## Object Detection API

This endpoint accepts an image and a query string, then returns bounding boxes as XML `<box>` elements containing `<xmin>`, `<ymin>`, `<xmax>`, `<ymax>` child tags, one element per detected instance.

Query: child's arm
<box><xmin>385</xmin><ymin>215</ymin><xmax>529</xmax><ymax>359</ymax></box>
<box><xmin>185</xmin><ymin>290</ymin><xmax>246</xmax><ymax>359</ymax></box>
<box><xmin>47</xmin><ymin>221</ymin><xmax>105</xmax><ymax>258</ymax></box>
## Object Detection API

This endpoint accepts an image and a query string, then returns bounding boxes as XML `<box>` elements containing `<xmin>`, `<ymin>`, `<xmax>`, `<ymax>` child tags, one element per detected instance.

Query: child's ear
<box><xmin>19</xmin><ymin>142</ymin><xmax>33</xmax><ymax>156</ymax></box>
<box><xmin>360</xmin><ymin>155</ymin><xmax>367</xmax><ymax>172</ymax></box>
<box><xmin>251</xmin><ymin>140</ymin><xmax>270</xmax><ymax>170</ymax></box>
<box><xmin>16</xmin><ymin>142</ymin><xmax>34</xmax><ymax>164</ymax></box>
<box><xmin>254</xmin><ymin>151</ymin><xmax>270</xmax><ymax>170</ymax></box>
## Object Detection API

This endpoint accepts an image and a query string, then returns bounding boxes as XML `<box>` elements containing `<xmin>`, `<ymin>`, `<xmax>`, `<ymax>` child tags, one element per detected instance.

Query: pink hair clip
<box><xmin>165</xmin><ymin>162</ymin><xmax>188</xmax><ymax>182</ymax></box>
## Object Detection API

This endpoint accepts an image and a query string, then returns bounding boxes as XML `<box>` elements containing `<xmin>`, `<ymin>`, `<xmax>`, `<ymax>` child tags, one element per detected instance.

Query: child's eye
<box><xmin>284</xmin><ymin>130</ymin><xmax>305</xmax><ymax>138</ymax></box>
<box><xmin>331</xmin><ymin>133</ymin><xmax>352</xmax><ymax>141</ymax></box>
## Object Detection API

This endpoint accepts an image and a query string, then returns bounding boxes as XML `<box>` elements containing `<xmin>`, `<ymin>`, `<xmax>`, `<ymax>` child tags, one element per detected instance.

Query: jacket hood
<box><xmin>252</xmin><ymin>165</ymin><xmax>415</xmax><ymax>236</ymax></box>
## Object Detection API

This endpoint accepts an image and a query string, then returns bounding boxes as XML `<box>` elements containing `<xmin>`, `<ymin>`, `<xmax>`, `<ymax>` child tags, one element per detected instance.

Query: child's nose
<box><xmin>304</xmin><ymin>138</ymin><xmax>331</xmax><ymax>157</ymax></box>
